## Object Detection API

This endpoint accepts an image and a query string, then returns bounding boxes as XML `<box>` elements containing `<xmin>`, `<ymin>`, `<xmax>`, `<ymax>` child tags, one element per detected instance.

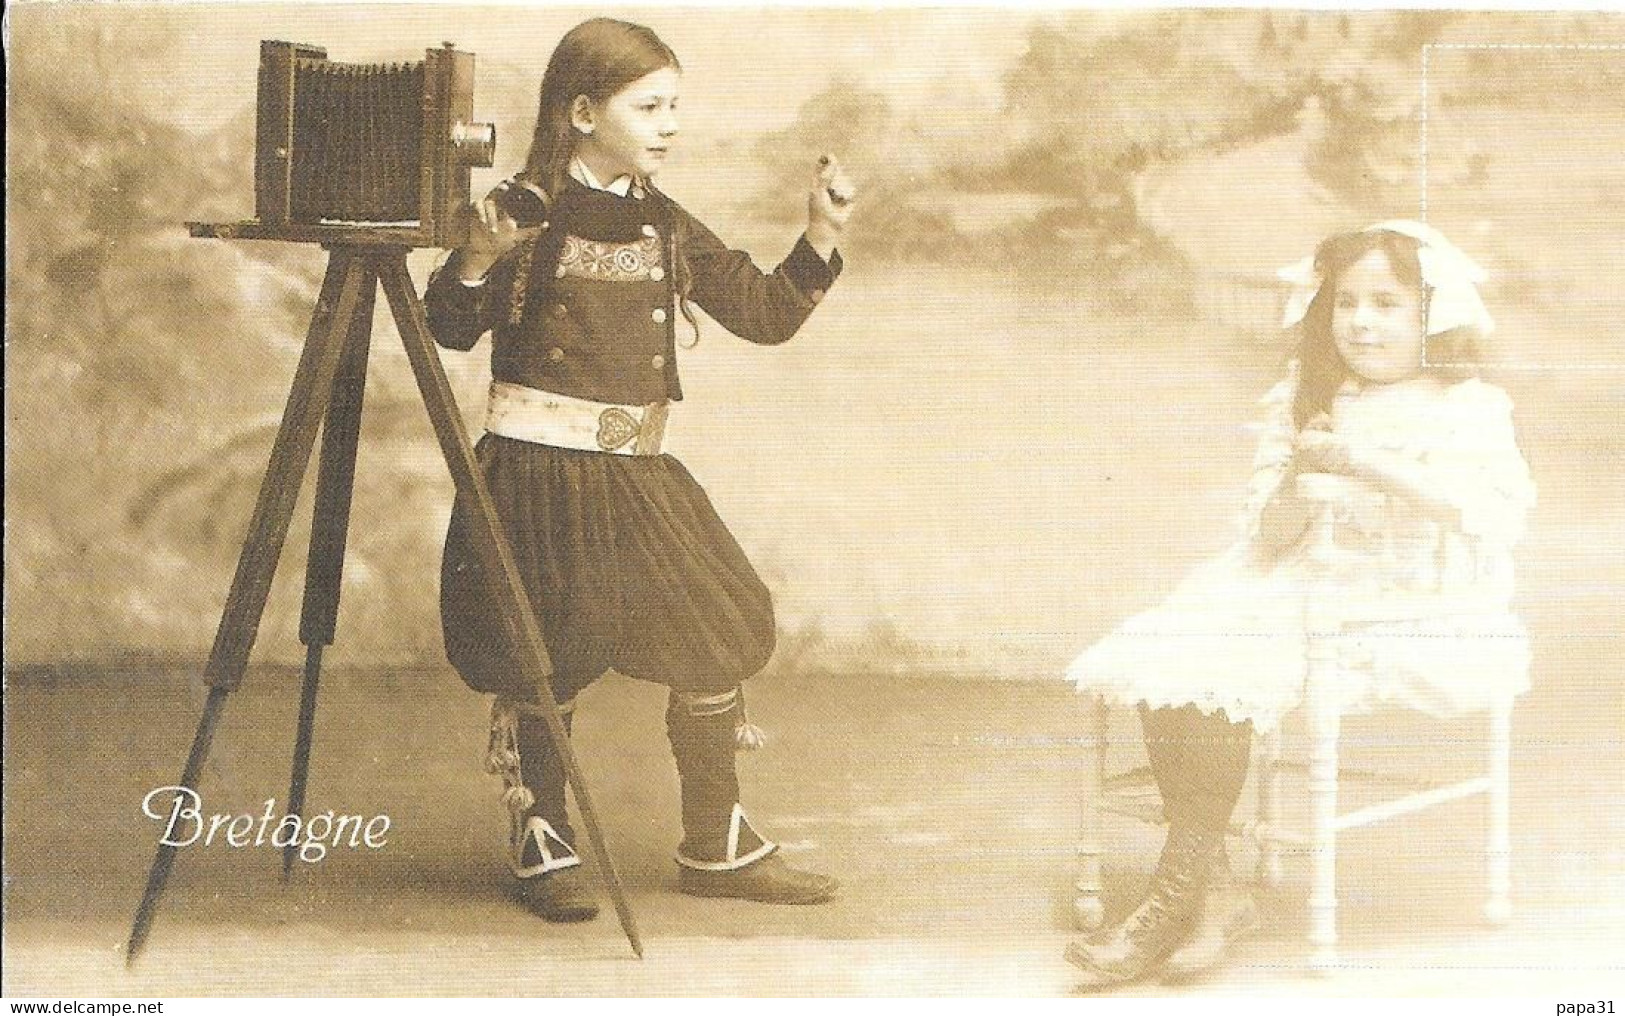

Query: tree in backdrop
<box><xmin>742</xmin><ymin>10</ymin><xmax>1570</xmax><ymax>301</ymax></box>
<box><xmin>6</xmin><ymin>12</ymin><xmax>455</xmax><ymax>667</ymax></box>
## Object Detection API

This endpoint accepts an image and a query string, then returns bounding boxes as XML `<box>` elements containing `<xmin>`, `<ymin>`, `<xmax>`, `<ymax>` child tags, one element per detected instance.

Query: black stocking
<box><xmin>1139</xmin><ymin>703</ymin><xmax>1253</xmax><ymax>833</ymax></box>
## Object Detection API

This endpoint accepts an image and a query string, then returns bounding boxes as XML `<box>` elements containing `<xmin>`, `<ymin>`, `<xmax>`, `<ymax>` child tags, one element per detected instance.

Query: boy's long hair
<box><xmin>1292</xmin><ymin>229</ymin><xmax>1483</xmax><ymax>430</ymax></box>
<box><xmin>519</xmin><ymin>18</ymin><xmax>678</xmax><ymax>200</ymax></box>
<box><xmin>519</xmin><ymin>18</ymin><xmax>701</xmax><ymax>344</ymax></box>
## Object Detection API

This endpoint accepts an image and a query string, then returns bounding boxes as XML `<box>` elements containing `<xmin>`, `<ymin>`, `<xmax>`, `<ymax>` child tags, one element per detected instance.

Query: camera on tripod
<box><xmin>137</xmin><ymin>40</ymin><xmax>639</xmax><ymax>966</ymax></box>
<box><xmin>250</xmin><ymin>40</ymin><xmax>495</xmax><ymax>247</ymax></box>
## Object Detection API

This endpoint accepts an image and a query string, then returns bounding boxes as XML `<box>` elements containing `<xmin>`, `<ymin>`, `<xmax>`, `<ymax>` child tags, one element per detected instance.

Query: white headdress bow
<box><xmin>1277</xmin><ymin>220</ymin><xmax>1495</xmax><ymax>337</ymax></box>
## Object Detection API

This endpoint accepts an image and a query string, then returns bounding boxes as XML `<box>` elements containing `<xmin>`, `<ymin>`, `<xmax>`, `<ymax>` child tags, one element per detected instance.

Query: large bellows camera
<box><xmin>252</xmin><ymin>41</ymin><xmax>495</xmax><ymax>247</ymax></box>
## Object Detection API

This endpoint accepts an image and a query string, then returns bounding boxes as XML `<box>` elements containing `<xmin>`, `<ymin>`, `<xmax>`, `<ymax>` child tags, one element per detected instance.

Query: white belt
<box><xmin>485</xmin><ymin>381</ymin><xmax>668</xmax><ymax>455</ymax></box>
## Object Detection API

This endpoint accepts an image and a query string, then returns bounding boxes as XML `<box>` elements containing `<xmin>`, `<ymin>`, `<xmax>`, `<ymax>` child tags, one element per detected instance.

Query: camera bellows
<box><xmin>255</xmin><ymin>41</ymin><xmax>493</xmax><ymax>247</ymax></box>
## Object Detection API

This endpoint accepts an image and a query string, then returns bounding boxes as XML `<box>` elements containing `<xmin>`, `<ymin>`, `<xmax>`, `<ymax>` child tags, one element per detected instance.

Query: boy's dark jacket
<box><xmin>424</xmin><ymin>177</ymin><xmax>841</xmax><ymax>406</ymax></box>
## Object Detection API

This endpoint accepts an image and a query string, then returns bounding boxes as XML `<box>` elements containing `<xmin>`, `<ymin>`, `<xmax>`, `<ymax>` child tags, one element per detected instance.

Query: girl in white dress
<box><xmin>1064</xmin><ymin>221</ymin><xmax>1536</xmax><ymax>988</ymax></box>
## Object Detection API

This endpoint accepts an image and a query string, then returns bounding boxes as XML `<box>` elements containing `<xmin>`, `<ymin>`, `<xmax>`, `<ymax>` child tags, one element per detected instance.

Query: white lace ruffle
<box><xmin>1069</xmin><ymin>373</ymin><xmax>1535</xmax><ymax>731</ymax></box>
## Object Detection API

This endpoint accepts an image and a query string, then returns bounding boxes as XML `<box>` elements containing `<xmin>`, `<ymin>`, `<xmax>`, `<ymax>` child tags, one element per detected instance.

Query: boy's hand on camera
<box><xmin>806</xmin><ymin>154</ymin><xmax>855</xmax><ymax>259</ymax></box>
<box><xmin>457</xmin><ymin>197</ymin><xmax>542</xmax><ymax>280</ymax></box>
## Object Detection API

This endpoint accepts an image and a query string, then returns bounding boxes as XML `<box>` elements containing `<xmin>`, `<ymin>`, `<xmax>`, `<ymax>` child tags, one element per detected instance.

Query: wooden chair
<box><xmin>1073</xmin><ymin>473</ymin><xmax>1515</xmax><ymax>974</ymax></box>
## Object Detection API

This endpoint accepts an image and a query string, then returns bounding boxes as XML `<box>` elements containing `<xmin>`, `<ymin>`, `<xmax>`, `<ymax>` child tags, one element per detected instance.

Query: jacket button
<box><xmin>651</xmin><ymin>307</ymin><xmax>668</xmax><ymax>324</ymax></box>
<box><xmin>641</xmin><ymin>224</ymin><xmax>658</xmax><ymax>238</ymax></box>
<box><xmin>555</xmin><ymin>265</ymin><xmax>567</xmax><ymax>279</ymax></box>
<box><xmin>807</xmin><ymin>289</ymin><xmax>825</xmax><ymax>304</ymax></box>
<box><xmin>552</xmin><ymin>303</ymin><xmax>568</xmax><ymax>317</ymax></box>
<box><xmin>548</xmin><ymin>347</ymin><xmax>565</xmax><ymax>363</ymax></box>
<box><xmin>651</xmin><ymin>354</ymin><xmax>666</xmax><ymax>370</ymax></box>
<box><xmin>649</xmin><ymin>266</ymin><xmax>665</xmax><ymax>282</ymax></box>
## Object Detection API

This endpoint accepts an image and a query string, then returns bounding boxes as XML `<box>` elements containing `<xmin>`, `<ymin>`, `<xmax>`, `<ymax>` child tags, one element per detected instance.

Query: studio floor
<box><xmin>4</xmin><ymin>661</ymin><xmax>1622</xmax><ymax>997</ymax></box>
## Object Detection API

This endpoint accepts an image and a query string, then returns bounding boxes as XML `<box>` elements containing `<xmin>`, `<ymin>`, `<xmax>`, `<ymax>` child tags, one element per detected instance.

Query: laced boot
<box><xmin>1065</xmin><ymin>824</ymin><xmax>1220</xmax><ymax>989</ymax></box>
<box><xmin>1161</xmin><ymin>844</ymin><xmax>1258</xmax><ymax>982</ymax></box>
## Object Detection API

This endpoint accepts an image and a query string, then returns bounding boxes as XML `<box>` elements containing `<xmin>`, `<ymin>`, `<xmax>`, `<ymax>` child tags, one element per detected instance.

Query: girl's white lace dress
<box><xmin>1066</xmin><ymin>366</ymin><xmax>1537</xmax><ymax>732</ymax></box>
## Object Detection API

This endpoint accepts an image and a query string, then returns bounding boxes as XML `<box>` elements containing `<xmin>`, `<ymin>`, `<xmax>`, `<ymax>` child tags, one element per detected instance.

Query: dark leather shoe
<box><xmin>1065</xmin><ymin>825</ymin><xmax>1218</xmax><ymax>991</ymax></box>
<box><xmin>1160</xmin><ymin>883</ymin><xmax>1258</xmax><ymax>982</ymax></box>
<box><xmin>677</xmin><ymin>853</ymin><xmax>838</xmax><ymax>905</ymax></box>
<box><xmin>1066</xmin><ymin>894</ymin><xmax>1194</xmax><ymax>991</ymax></box>
<box><xmin>519</xmin><ymin>868</ymin><xmax>600</xmax><ymax>923</ymax></box>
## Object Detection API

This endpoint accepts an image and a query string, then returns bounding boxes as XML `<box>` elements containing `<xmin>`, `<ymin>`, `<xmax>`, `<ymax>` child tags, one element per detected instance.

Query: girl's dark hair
<box><xmin>1291</xmin><ymin>228</ymin><xmax>1483</xmax><ymax>429</ymax></box>
<box><xmin>518</xmin><ymin>19</ymin><xmax>701</xmax><ymax>345</ymax></box>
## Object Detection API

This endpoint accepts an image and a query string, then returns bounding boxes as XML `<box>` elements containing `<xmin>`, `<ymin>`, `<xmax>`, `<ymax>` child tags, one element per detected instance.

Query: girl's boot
<box><xmin>1160</xmin><ymin>844</ymin><xmax>1259</xmax><ymax>982</ymax></box>
<box><xmin>1066</xmin><ymin>701</ymin><xmax>1254</xmax><ymax>987</ymax></box>
<box><xmin>1064</xmin><ymin>822</ymin><xmax>1221</xmax><ymax>988</ymax></box>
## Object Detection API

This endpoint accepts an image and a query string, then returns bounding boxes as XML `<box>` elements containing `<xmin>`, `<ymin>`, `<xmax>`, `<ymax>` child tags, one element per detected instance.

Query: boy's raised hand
<box><xmin>806</xmin><ymin>154</ymin><xmax>855</xmax><ymax>259</ymax></box>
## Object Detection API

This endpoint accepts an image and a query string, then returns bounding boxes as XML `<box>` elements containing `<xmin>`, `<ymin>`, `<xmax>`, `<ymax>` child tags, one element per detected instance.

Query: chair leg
<box><xmin>1074</xmin><ymin>695</ymin><xmax>1109</xmax><ymax>930</ymax></box>
<box><xmin>1256</xmin><ymin>723</ymin><xmax>1283</xmax><ymax>889</ymax></box>
<box><xmin>1485</xmin><ymin>697</ymin><xmax>1513</xmax><ymax>926</ymax></box>
<box><xmin>1307</xmin><ymin>687</ymin><xmax>1341</xmax><ymax>976</ymax></box>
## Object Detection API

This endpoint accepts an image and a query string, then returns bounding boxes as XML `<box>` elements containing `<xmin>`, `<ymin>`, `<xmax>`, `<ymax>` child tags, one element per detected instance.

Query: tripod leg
<box><xmin>378</xmin><ymin>258</ymin><xmax>644</xmax><ymax>960</ymax></box>
<box><xmin>203</xmin><ymin>253</ymin><xmax>370</xmax><ymax>692</ymax></box>
<box><xmin>125</xmin><ymin>253</ymin><xmax>369</xmax><ymax>966</ymax></box>
<box><xmin>127</xmin><ymin>688</ymin><xmax>228</xmax><ymax>964</ymax></box>
<box><xmin>284</xmin><ymin>263</ymin><xmax>378</xmax><ymax>879</ymax></box>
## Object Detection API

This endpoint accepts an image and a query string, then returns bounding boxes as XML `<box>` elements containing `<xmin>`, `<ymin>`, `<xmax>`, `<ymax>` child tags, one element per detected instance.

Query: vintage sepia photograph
<box><xmin>4</xmin><ymin>2</ymin><xmax>1623</xmax><ymax>1000</ymax></box>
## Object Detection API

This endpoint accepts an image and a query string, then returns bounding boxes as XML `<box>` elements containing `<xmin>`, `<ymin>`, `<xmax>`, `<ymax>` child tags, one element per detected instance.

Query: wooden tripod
<box><xmin>125</xmin><ymin>233</ymin><xmax>642</xmax><ymax>964</ymax></box>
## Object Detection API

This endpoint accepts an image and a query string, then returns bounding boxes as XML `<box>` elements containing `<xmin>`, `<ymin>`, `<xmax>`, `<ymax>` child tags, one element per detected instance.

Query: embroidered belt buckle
<box><xmin>485</xmin><ymin>382</ymin><xmax>668</xmax><ymax>456</ymax></box>
<box><xmin>596</xmin><ymin>406</ymin><xmax>641</xmax><ymax>451</ymax></box>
